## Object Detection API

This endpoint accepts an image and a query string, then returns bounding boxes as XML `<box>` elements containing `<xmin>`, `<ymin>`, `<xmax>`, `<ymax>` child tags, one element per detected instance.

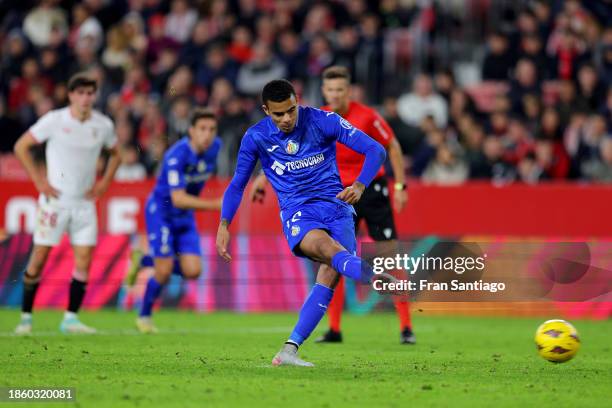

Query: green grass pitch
<box><xmin>0</xmin><ymin>309</ymin><xmax>610</xmax><ymax>407</ymax></box>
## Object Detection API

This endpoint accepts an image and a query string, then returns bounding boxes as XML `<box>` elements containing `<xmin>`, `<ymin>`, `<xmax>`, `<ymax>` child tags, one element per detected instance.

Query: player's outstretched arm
<box><xmin>170</xmin><ymin>190</ymin><xmax>223</xmax><ymax>211</ymax></box>
<box><xmin>14</xmin><ymin>132</ymin><xmax>59</xmax><ymax>198</ymax></box>
<box><xmin>216</xmin><ymin>133</ymin><xmax>259</xmax><ymax>261</ymax></box>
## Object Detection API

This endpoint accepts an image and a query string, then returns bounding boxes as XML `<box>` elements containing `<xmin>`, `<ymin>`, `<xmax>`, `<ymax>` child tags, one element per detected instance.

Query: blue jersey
<box><xmin>221</xmin><ymin>106</ymin><xmax>386</xmax><ymax>223</ymax></box>
<box><xmin>150</xmin><ymin>136</ymin><xmax>221</xmax><ymax>218</ymax></box>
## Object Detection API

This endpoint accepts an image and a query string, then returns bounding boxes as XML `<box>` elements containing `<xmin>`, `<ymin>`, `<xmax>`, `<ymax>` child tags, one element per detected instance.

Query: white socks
<box><xmin>64</xmin><ymin>311</ymin><xmax>78</xmax><ymax>320</ymax></box>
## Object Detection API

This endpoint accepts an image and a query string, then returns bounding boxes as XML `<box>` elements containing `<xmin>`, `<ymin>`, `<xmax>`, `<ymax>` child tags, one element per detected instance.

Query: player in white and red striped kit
<box><xmin>13</xmin><ymin>73</ymin><xmax>120</xmax><ymax>334</ymax></box>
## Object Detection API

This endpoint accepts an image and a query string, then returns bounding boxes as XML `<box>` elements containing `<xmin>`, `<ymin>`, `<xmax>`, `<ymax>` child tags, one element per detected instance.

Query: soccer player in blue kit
<box><xmin>136</xmin><ymin>108</ymin><xmax>223</xmax><ymax>333</ymax></box>
<box><xmin>216</xmin><ymin>80</ymin><xmax>397</xmax><ymax>366</ymax></box>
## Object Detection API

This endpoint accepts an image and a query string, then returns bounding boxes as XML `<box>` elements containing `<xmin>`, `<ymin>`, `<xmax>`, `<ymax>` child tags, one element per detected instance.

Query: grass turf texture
<box><xmin>0</xmin><ymin>309</ymin><xmax>610</xmax><ymax>408</ymax></box>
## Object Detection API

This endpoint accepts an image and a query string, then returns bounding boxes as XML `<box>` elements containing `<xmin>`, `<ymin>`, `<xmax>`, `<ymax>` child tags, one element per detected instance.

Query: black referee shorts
<box><xmin>353</xmin><ymin>177</ymin><xmax>398</xmax><ymax>241</ymax></box>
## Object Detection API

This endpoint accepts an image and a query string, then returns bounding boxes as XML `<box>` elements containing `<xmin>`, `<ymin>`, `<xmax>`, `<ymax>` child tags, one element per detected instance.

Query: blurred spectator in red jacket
<box><xmin>227</xmin><ymin>25</ymin><xmax>254</xmax><ymax>64</ymax></box>
<box><xmin>534</xmin><ymin>138</ymin><xmax>570</xmax><ymax>179</ymax></box>
<box><xmin>8</xmin><ymin>58</ymin><xmax>53</xmax><ymax>114</ymax></box>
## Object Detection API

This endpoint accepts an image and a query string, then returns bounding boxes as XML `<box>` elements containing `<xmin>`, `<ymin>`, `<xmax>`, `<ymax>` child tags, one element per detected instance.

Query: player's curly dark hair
<box><xmin>261</xmin><ymin>79</ymin><xmax>296</xmax><ymax>106</ymax></box>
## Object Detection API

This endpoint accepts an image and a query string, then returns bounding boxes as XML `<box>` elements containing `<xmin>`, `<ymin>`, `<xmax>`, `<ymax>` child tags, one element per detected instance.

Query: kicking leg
<box><xmin>15</xmin><ymin>245</ymin><xmax>52</xmax><ymax>335</ymax></box>
<box><xmin>300</xmin><ymin>230</ymin><xmax>372</xmax><ymax>282</ymax></box>
<box><xmin>273</xmin><ymin>227</ymin><xmax>402</xmax><ymax>366</ymax></box>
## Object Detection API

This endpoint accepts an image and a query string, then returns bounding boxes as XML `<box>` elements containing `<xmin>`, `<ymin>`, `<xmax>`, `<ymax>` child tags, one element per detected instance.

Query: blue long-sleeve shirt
<box><xmin>221</xmin><ymin>106</ymin><xmax>386</xmax><ymax>224</ymax></box>
<box><xmin>150</xmin><ymin>136</ymin><xmax>221</xmax><ymax>218</ymax></box>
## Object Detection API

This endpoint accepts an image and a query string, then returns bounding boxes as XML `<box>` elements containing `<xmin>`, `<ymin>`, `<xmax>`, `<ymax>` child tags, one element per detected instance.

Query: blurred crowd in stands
<box><xmin>0</xmin><ymin>0</ymin><xmax>611</xmax><ymax>184</ymax></box>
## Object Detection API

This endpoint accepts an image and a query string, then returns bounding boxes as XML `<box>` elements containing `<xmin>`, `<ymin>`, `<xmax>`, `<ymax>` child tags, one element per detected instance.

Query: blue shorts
<box><xmin>281</xmin><ymin>199</ymin><xmax>357</xmax><ymax>258</ymax></box>
<box><xmin>145</xmin><ymin>198</ymin><xmax>202</xmax><ymax>258</ymax></box>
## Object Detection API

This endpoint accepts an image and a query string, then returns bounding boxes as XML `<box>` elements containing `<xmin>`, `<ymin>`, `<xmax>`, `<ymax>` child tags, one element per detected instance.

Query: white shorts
<box><xmin>33</xmin><ymin>195</ymin><xmax>98</xmax><ymax>247</ymax></box>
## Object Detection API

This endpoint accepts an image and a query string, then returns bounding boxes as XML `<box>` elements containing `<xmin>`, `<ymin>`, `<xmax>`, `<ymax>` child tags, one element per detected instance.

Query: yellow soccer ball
<box><xmin>535</xmin><ymin>319</ymin><xmax>580</xmax><ymax>363</ymax></box>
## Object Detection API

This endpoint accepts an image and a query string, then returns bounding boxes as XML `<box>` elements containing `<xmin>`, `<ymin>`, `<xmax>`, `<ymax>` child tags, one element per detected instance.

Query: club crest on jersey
<box><xmin>291</xmin><ymin>225</ymin><xmax>300</xmax><ymax>237</ymax></box>
<box><xmin>197</xmin><ymin>160</ymin><xmax>206</xmax><ymax>173</ymax></box>
<box><xmin>285</xmin><ymin>140</ymin><xmax>299</xmax><ymax>154</ymax></box>
<box><xmin>92</xmin><ymin>129</ymin><xmax>98</xmax><ymax>139</ymax></box>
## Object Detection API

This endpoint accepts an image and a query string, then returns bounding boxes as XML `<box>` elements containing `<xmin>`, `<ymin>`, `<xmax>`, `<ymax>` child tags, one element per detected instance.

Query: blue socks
<box><xmin>331</xmin><ymin>250</ymin><xmax>374</xmax><ymax>284</ymax></box>
<box><xmin>140</xmin><ymin>254</ymin><xmax>154</xmax><ymax>268</ymax></box>
<box><xmin>286</xmin><ymin>252</ymin><xmax>376</xmax><ymax>347</ymax></box>
<box><xmin>288</xmin><ymin>284</ymin><xmax>334</xmax><ymax>346</ymax></box>
<box><xmin>138</xmin><ymin>257</ymin><xmax>183</xmax><ymax>317</ymax></box>
<box><xmin>139</xmin><ymin>277</ymin><xmax>163</xmax><ymax>317</ymax></box>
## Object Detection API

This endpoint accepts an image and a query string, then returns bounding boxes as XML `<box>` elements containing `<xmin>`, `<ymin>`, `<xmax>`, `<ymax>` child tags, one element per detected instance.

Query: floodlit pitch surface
<box><xmin>0</xmin><ymin>310</ymin><xmax>610</xmax><ymax>407</ymax></box>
